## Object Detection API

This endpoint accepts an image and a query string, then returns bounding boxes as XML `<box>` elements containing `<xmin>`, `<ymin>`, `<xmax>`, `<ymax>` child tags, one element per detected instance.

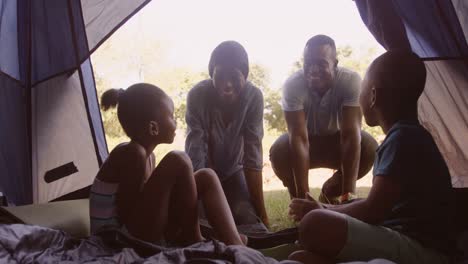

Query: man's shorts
<box><xmin>337</xmin><ymin>215</ymin><xmax>450</xmax><ymax>264</ymax></box>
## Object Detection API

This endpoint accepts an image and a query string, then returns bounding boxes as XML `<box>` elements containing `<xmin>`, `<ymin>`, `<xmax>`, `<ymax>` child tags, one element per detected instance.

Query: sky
<box><xmin>93</xmin><ymin>0</ymin><xmax>384</xmax><ymax>88</ymax></box>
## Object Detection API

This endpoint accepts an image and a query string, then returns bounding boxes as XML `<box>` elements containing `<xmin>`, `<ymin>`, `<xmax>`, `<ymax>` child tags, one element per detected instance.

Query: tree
<box><xmin>264</xmin><ymin>88</ymin><xmax>287</xmax><ymax>133</ymax></box>
<box><xmin>249</xmin><ymin>64</ymin><xmax>287</xmax><ymax>133</ymax></box>
<box><xmin>249</xmin><ymin>64</ymin><xmax>271</xmax><ymax>89</ymax></box>
<box><xmin>151</xmin><ymin>68</ymin><xmax>209</xmax><ymax>131</ymax></box>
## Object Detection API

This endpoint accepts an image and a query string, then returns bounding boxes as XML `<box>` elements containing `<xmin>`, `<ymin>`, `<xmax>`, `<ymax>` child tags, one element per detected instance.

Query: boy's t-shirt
<box><xmin>373</xmin><ymin>120</ymin><xmax>455</xmax><ymax>254</ymax></box>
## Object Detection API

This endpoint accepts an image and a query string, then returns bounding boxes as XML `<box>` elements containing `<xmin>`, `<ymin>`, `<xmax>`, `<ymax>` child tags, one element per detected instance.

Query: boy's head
<box><xmin>303</xmin><ymin>35</ymin><xmax>338</xmax><ymax>91</ymax></box>
<box><xmin>101</xmin><ymin>83</ymin><xmax>176</xmax><ymax>144</ymax></box>
<box><xmin>360</xmin><ymin>51</ymin><xmax>427</xmax><ymax>127</ymax></box>
<box><xmin>209</xmin><ymin>41</ymin><xmax>249</xmax><ymax>105</ymax></box>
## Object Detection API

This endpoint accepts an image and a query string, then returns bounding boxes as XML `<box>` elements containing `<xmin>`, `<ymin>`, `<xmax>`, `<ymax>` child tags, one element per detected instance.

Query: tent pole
<box><xmin>26</xmin><ymin>0</ymin><xmax>34</xmax><ymax>204</ymax></box>
<box><xmin>67</xmin><ymin>0</ymin><xmax>103</xmax><ymax>166</ymax></box>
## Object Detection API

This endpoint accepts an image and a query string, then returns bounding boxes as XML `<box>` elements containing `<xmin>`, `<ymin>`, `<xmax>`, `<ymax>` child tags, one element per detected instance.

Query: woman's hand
<box><xmin>288</xmin><ymin>193</ymin><xmax>324</xmax><ymax>222</ymax></box>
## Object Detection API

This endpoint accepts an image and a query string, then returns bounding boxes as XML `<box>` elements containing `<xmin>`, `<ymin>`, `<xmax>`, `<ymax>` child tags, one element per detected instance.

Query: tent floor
<box><xmin>0</xmin><ymin>199</ymin><xmax>90</xmax><ymax>238</ymax></box>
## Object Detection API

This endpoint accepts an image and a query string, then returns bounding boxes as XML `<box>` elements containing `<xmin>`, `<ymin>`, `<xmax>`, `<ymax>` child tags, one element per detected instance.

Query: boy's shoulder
<box><xmin>382</xmin><ymin>121</ymin><xmax>429</xmax><ymax>145</ymax></box>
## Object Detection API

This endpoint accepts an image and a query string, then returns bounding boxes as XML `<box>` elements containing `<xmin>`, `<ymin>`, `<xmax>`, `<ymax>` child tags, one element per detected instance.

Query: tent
<box><xmin>0</xmin><ymin>0</ymin><xmax>466</xmax><ymax>207</ymax></box>
<box><xmin>355</xmin><ymin>0</ymin><xmax>468</xmax><ymax>189</ymax></box>
<box><xmin>0</xmin><ymin>0</ymin><xmax>151</xmax><ymax>205</ymax></box>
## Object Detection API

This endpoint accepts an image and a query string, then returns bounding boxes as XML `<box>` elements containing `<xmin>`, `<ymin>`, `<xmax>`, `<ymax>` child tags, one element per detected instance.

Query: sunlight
<box><xmin>92</xmin><ymin>0</ymin><xmax>384</xmax><ymax>88</ymax></box>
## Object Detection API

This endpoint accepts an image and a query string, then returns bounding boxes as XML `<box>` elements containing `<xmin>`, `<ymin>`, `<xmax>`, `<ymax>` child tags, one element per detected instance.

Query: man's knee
<box><xmin>269</xmin><ymin>134</ymin><xmax>292</xmax><ymax>179</ymax></box>
<box><xmin>359</xmin><ymin>131</ymin><xmax>379</xmax><ymax>176</ymax></box>
<box><xmin>360</xmin><ymin>131</ymin><xmax>379</xmax><ymax>153</ymax></box>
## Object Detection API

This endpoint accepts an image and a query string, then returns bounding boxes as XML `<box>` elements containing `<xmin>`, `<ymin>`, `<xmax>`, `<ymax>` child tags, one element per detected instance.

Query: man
<box><xmin>185</xmin><ymin>41</ymin><xmax>269</xmax><ymax>231</ymax></box>
<box><xmin>288</xmin><ymin>51</ymin><xmax>454</xmax><ymax>264</ymax></box>
<box><xmin>270</xmin><ymin>35</ymin><xmax>378</xmax><ymax>202</ymax></box>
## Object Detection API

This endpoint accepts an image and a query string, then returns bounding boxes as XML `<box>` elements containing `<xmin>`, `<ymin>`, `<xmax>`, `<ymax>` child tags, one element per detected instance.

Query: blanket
<box><xmin>0</xmin><ymin>224</ymin><xmax>299</xmax><ymax>264</ymax></box>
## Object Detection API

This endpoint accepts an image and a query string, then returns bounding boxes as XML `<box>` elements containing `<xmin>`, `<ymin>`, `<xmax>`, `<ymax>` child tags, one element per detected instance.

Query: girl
<box><xmin>90</xmin><ymin>83</ymin><xmax>244</xmax><ymax>246</ymax></box>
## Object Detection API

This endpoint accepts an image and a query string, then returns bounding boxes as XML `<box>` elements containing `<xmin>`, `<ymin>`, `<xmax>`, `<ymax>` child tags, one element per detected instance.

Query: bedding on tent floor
<box><xmin>1</xmin><ymin>200</ymin><xmax>467</xmax><ymax>264</ymax></box>
<box><xmin>0</xmin><ymin>200</ymin><xmax>301</xmax><ymax>263</ymax></box>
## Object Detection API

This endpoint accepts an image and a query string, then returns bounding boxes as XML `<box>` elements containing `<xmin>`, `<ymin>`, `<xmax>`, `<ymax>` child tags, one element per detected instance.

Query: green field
<box><xmin>264</xmin><ymin>187</ymin><xmax>371</xmax><ymax>232</ymax></box>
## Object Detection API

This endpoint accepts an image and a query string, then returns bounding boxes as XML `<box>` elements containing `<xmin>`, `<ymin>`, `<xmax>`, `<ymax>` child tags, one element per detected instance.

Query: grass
<box><xmin>264</xmin><ymin>187</ymin><xmax>371</xmax><ymax>232</ymax></box>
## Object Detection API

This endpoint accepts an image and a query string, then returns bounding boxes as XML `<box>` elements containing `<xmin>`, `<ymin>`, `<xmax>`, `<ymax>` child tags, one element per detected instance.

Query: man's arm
<box><xmin>243</xmin><ymin>90</ymin><xmax>268</xmax><ymax>226</ymax></box>
<box><xmin>285</xmin><ymin>110</ymin><xmax>309</xmax><ymax>198</ymax></box>
<box><xmin>340</xmin><ymin>106</ymin><xmax>362</xmax><ymax>195</ymax></box>
<box><xmin>185</xmin><ymin>89</ymin><xmax>209</xmax><ymax>171</ymax></box>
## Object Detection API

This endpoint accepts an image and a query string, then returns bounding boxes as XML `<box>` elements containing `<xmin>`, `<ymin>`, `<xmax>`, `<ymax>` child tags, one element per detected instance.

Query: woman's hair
<box><xmin>101</xmin><ymin>83</ymin><xmax>168</xmax><ymax>138</ymax></box>
<box><xmin>208</xmin><ymin>40</ymin><xmax>249</xmax><ymax>78</ymax></box>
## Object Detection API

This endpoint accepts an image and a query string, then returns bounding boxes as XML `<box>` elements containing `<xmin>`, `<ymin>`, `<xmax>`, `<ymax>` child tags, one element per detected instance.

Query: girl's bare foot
<box><xmin>240</xmin><ymin>234</ymin><xmax>248</xmax><ymax>246</ymax></box>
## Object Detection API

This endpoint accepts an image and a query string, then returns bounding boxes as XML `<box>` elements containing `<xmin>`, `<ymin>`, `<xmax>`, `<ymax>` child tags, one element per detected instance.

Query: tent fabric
<box><xmin>0</xmin><ymin>75</ymin><xmax>31</xmax><ymax>205</ymax></box>
<box><xmin>32</xmin><ymin>66</ymin><xmax>99</xmax><ymax>203</ymax></box>
<box><xmin>0</xmin><ymin>1</ymin><xmax>150</xmax><ymax>205</ymax></box>
<box><xmin>420</xmin><ymin>60</ymin><xmax>468</xmax><ymax>188</ymax></box>
<box><xmin>392</xmin><ymin>0</ymin><xmax>468</xmax><ymax>58</ymax></box>
<box><xmin>80</xmin><ymin>59</ymin><xmax>108</xmax><ymax>165</ymax></box>
<box><xmin>452</xmin><ymin>0</ymin><xmax>468</xmax><ymax>43</ymax></box>
<box><xmin>355</xmin><ymin>0</ymin><xmax>468</xmax><ymax>188</ymax></box>
<box><xmin>81</xmin><ymin>0</ymin><xmax>150</xmax><ymax>54</ymax></box>
<box><xmin>355</xmin><ymin>0</ymin><xmax>411</xmax><ymax>51</ymax></box>
<box><xmin>0</xmin><ymin>1</ymin><xmax>20</xmax><ymax>81</ymax></box>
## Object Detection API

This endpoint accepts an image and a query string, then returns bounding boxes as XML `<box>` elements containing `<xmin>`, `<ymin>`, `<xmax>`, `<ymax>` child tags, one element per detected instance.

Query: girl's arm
<box><xmin>114</xmin><ymin>144</ymin><xmax>147</xmax><ymax>225</ymax></box>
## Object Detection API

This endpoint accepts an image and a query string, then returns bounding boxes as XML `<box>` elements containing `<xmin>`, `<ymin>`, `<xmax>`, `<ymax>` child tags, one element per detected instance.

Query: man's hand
<box><xmin>284</xmin><ymin>110</ymin><xmax>310</xmax><ymax>198</ymax></box>
<box><xmin>288</xmin><ymin>193</ymin><xmax>324</xmax><ymax>222</ymax></box>
<box><xmin>340</xmin><ymin>106</ymin><xmax>362</xmax><ymax>195</ymax></box>
<box><xmin>260</xmin><ymin>213</ymin><xmax>270</xmax><ymax>228</ymax></box>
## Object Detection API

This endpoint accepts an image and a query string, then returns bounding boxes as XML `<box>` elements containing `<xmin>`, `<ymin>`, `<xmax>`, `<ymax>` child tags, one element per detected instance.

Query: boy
<box><xmin>288</xmin><ymin>51</ymin><xmax>454</xmax><ymax>264</ymax></box>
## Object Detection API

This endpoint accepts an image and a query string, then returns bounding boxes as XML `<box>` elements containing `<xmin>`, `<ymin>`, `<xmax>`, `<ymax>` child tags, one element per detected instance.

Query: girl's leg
<box><xmin>126</xmin><ymin>151</ymin><xmax>202</xmax><ymax>244</ymax></box>
<box><xmin>195</xmin><ymin>169</ymin><xmax>244</xmax><ymax>246</ymax></box>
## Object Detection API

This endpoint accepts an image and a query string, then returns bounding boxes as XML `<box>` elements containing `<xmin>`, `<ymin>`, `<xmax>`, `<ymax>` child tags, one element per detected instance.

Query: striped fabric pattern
<box><xmin>89</xmin><ymin>178</ymin><xmax>120</xmax><ymax>234</ymax></box>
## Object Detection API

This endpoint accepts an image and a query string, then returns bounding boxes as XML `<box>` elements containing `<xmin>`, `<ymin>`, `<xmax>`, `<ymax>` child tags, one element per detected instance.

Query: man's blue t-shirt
<box><xmin>373</xmin><ymin>120</ymin><xmax>455</xmax><ymax>254</ymax></box>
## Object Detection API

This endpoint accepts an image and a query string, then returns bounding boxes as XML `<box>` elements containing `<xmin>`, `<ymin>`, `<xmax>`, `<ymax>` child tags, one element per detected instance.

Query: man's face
<box><xmin>360</xmin><ymin>70</ymin><xmax>379</xmax><ymax>127</ymax></box>
<box><xmin>303</xmin><ymin>44</ymin><xmax>337</xmax><ymax>92</ymax></box>
<box><xmin>212</xmin><ymin>65</ymin><xmax>246</xmax><ymax>105</ymax></box>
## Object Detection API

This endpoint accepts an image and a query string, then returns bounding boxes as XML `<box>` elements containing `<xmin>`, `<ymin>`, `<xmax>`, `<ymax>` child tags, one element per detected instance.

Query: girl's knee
<box><xmin>195</xmin><ymin>168</ymin><xmax>218</xmax><ymax>184</ymax></box>
<box><xmin>165</xmin><ymin>151</ymin><xmax>193</xmax><ymax>172</ymax></box>
<box><xmin>194</xmin><ymin>168</ymin><xmax>221</xmax><ymax>192</ymax></box>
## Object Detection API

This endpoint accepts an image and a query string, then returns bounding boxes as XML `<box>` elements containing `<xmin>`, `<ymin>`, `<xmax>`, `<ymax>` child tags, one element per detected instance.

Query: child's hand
<box><xmin>289</xmin><ymin>193</ymin><xmax>324</xmax><ymax>222</ymax></box>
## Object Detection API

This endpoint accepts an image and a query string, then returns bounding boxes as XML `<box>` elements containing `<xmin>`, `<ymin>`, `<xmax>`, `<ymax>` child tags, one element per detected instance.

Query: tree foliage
<box><xmin>249</xmin><ymin>64</ymin><xmax>287</xmax><ymax>133</ymax></box>
<box><xmin>93</xmin><ymin>39</ymin><xmax>383</xmax><ymax>142</ymax></box>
